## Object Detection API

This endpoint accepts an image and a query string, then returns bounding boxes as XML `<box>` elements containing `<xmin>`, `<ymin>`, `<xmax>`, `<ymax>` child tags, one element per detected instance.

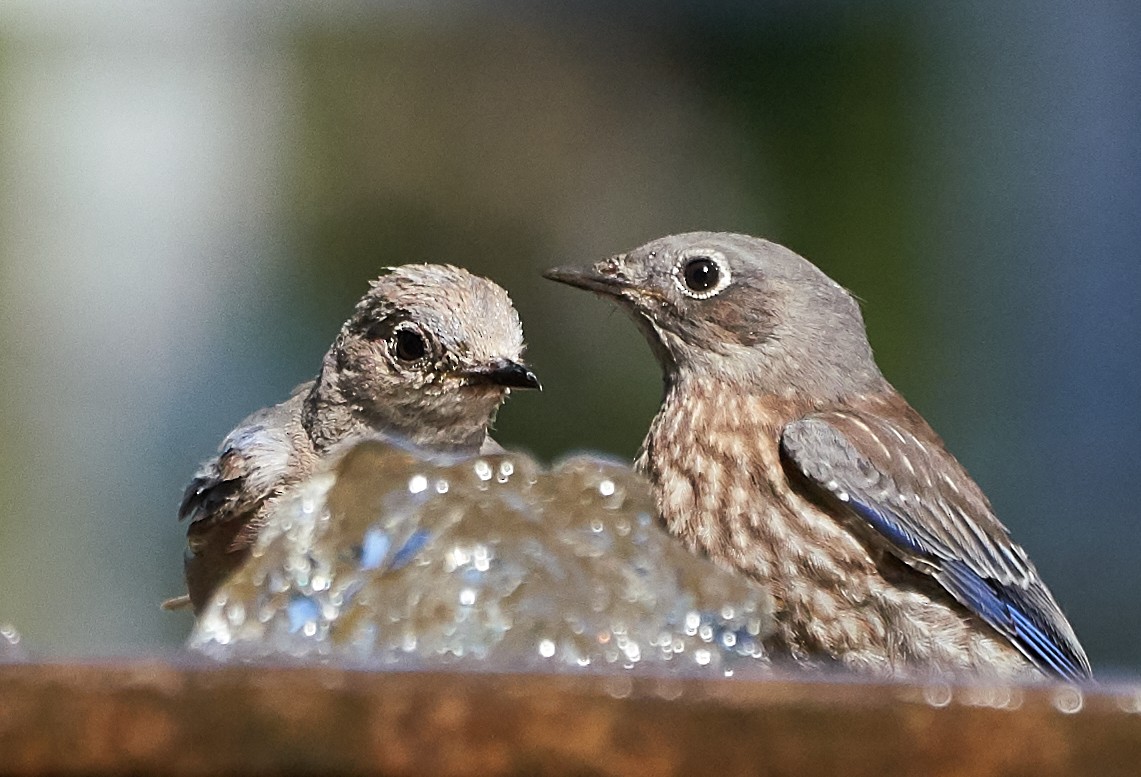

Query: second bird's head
<box><xmin>545</xmin><ymin>232</ymin><xmax>884</xmax><ymax>399</ymax></box>
<box><xmin>323</xmin><ymin>264</ymin><xmax>539</xmax><ymax>448</ymax></box>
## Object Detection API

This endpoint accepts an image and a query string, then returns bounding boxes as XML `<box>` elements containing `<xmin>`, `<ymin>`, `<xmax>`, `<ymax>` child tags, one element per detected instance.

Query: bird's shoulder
<box><xmin>178</xmin><ymin>386</ymin><xmax>314</xmax><ymax>527</ymax></box>
<box><xmin>779</xmin><ymin>395</ymin><xmax>1019</xmax><ymax>575</ymax></box>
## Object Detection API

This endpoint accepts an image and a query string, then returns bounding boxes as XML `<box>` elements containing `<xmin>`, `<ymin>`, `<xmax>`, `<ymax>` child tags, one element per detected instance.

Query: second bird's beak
<box><xmin>543</xmin><ymin>263</ymin><xmax>629</xmax><ymax>297</ymax></box>
<box><xmin>466</xmin><ymin>360</ymin><xmax>542</xmax><ymax>391</ymax></box>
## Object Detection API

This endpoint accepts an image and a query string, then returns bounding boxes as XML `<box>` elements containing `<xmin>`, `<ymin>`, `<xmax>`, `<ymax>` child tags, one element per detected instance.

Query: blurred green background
<box><xmin>0</xmin><ymin>1</ymin><xmax>1137</xmax><ymax>673</ymax></box>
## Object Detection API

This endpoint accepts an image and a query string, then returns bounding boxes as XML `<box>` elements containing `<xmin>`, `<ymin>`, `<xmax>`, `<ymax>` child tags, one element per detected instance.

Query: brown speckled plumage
<box><xmin>547</xmin><ymin>232</ymin><xmax>1089</xmax><ymax>680</ymax></box>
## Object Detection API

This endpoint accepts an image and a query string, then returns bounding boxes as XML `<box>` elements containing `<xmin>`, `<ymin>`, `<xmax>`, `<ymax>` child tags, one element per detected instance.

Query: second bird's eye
<box><xmin>678</xmin><ymin>254</ymin><xmax>729</xmax><ymax>298</ymax></box>
<box><xmin>684</xmin><ymin>257</ymin><xmax>718</xmax><ymax>291</ymax></box>
<box><xmin>393</xmin><ymin>328</ymin><xmax>428</xmax><ymax>362</ymax></box>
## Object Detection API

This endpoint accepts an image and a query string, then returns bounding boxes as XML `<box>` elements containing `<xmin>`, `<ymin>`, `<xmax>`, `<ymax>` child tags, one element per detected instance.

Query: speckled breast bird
<box><xmin>175</xmin><ymin>264</ymin><xmax>540</xmax><ymax>613</ymax></box>
<box><xmin>546</xmin><ymin>232</ymin><xmax>1090</xmax><ymax>681</ymax></box>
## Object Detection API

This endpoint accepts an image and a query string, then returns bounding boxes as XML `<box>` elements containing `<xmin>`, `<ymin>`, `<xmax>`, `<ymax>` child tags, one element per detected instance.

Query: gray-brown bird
<box><xmin>546</xmin><ymin>232</ymin><xmax>1090</xmax><ymax>680</ymax></box>
<box><xmin>176</xmin><ymin>264</ymin><xmax>540</xmax><ymax>613</ymax></box>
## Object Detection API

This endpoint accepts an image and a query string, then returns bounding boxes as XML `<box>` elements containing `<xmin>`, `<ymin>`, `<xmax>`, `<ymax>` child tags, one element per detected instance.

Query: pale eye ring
<box><xmin>674</xmin><ymin>252</ymin><xmax>731</xmax><ymax>299</ymax></box>
<box><xmin>391</xmin><ymin>325</ymin><xmax>428</xmax><ymax>363</ymax></box>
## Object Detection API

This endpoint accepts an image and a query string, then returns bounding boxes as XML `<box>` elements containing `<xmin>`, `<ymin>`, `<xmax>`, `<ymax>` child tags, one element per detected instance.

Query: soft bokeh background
<box><xmin>0</xmin><ymin>1</ymin><xmax>1137</xmax><ymax>672</ymax></box>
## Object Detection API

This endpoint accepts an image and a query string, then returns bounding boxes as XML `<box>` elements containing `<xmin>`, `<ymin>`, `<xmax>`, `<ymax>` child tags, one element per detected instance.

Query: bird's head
<box><xmin>545</xmin><ymin>232</ymin><xmax>883</xmax><ymax>398</ymax></box>
<box><xmin>324</xmin><ymin>264</ymin><xmax>539</xmax><ymax>450</ymax></box>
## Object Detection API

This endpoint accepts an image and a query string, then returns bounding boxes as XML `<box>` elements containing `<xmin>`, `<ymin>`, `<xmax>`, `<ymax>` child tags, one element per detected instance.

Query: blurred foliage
<box><xmin>678</xmin><ymin>11</ymin><xmax>932</xmax><ymax>391</ymax></box>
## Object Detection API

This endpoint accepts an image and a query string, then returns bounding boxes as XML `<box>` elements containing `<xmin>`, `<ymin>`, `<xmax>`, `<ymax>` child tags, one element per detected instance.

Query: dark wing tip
<box><xmin>178</xmin><ymin>475</ymin><xmax>240</xmax><ymax>524</ymax></box>
<box><xmin>940</xmin><ymin>560</ymin><xmax>1092</xmax><ymax>681</ymax></box>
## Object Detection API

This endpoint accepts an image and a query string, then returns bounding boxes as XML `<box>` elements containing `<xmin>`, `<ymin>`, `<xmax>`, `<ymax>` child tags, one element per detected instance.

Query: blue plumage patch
<box><xmin>849</xmin><ymin>495</ymin><xmax>1086</xmax><ymax>681</ymax></box>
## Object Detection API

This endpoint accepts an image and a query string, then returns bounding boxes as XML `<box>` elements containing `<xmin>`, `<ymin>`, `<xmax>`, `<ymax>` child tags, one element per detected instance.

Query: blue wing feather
<box><xmin>851</xmin><ymin>494</ymin><xmax>1087</xmax><ymax>680</ymax></box>
<box><xmin>782</xmin><ymin>413</ymin><xmax>1091</xmax><ymax>681</ymax></box>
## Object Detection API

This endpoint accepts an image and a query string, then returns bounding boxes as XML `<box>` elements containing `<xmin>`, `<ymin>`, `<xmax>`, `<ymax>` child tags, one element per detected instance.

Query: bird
<box><xmin>173</xmin><ymin>264</ymin><xmax>541</xmax><ymax>614</ymax></box>
<box><xmin>545</xmin><ymin>232</ymin><xmax>1091</xmax><ymax>681</ymax></box>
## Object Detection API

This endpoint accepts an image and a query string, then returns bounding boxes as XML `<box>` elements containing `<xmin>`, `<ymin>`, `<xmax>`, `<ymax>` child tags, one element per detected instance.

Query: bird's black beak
<box><xmin>543</xmin><ymin>262</ymin><xmax>631</xmax><ymax>298</ymax></box>
<box><xmin>467</xmin><ymin>360</ymin><xmax>542</xmax><ymax>391</ymax></box>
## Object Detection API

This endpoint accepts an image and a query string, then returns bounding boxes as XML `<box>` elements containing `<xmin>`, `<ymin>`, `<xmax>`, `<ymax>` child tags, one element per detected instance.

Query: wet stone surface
<box><xmin>190</xmin><ymin>438</ymin><xmax>775</xmax><ymax>675</ymax></box>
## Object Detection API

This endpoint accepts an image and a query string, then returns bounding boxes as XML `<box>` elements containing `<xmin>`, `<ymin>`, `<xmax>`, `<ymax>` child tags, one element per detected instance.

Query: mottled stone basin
<box><xmin>0</xmin><ymin>663</ymin><xmax>1139</xmax><ymax>776</ymax></box>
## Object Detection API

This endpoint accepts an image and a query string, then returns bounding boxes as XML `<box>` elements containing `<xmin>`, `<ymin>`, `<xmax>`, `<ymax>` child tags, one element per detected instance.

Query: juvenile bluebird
<box><xmin>175</xmin><ymin>264</ymin><xmax>540</xmax><ymax>613</ymax></box>
<box><xmin>546</xmin><ymin>232</ymin><xmax>1090</xmax><ymax>680</ymax></box>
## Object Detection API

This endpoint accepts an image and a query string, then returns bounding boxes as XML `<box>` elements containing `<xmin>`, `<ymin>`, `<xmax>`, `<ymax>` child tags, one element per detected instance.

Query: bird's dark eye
<box><xmin>677</xmin><ymin>254</ymin><xmax>729</xmax><ymax>298</ymax></box>
<box><xmin>392</xmin><ymin>328</ymin><xmax>428</xmax><ymax>362</ymax></box>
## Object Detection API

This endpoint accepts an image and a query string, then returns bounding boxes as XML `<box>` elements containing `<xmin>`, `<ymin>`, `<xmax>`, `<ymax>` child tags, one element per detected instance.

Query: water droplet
<box><xmin>1053</xmin><ymin>686</ymin><xmax>1084</xmax><ymax>714</ymax></box>
<box><xmin>922</xmin><ymin>683</ymin><xmax>953</xmax><ymax>708</ymax></box>
<box><xmin>473</xmin><ymin>544</ymin><xmax>491</xmax><ymax>572</ymax></box>
<box><xmin>599</xmin><ymin>479</ymin><xmax>616</xmax><ymax>497</ymax></box>
<box><xmin>604</xmin><ymin>675</ymin><xmax>633</xmax><ymax>699</ymax></box>
<box><xmin>474</xmin><ymin>460</ymin><xmax>493</xmax><ymax>481</ymax></box>
<box><xmin>408</xmin><ymin>474</ymin><xmax>428</xmax><ymax>494</ymax></box>
<box><xmin>435</xmin><ymin>479</ymin><xmax>450</xmax><ymax>494</ymax></box>
<box><xmin>538</xmin><ymin>639</ymin><xmax>556</xmax><ymax>658</ymax></box>
<box><xmin>1115</xmin><ymin>692</ymin><xmax>1141</xmax><ymax>714</ymax></box>
<box><xmin>459</xmin><ymin>588</ymin><xmax>476</xmax><ymax>606</ymax></box>
<box><xmin>694</xmin><ymin>649</ymin><xmax>711</xmax><ymax>666</ymax></box>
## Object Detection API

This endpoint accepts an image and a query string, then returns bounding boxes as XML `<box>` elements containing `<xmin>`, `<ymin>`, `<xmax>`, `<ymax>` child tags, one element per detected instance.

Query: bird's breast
<box><xmin>639</xmin><ymin>383</ymin><xmax>869</xmax><ymax>575</ymax></box>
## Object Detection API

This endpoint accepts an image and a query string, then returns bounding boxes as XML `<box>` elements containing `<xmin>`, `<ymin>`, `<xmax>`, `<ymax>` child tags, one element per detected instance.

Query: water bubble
<box><xmin>1115</xmin><ymin>692</ymin><xmax>1141</xmax><ymax>715</ymax></box>
<box><xmin>408</xmin><ymin>474</ymin><xmax>428</xmax><ymax>494</ymax></box>
<box><xmin>539</xmin><ymin>639</ymin><xmax>556</xmax><ymax>658</ymax></box>
<box><xmin>459</xmin><ymin>588</ymin><xmax>476</xmax><ymax>606</ymax></box>
<box><xmin>435</xmin><ymin>479</ymin><xmax>450</xmax><ymax>494</ymax></box>
<box><xmin>604</xmin><ymin>676</ymin><xmax>633</xmax><ymax>699</ymax></box>
<box><xmin>694</xmin><ymin>649</ymin><xmax>711</xmax><ymax>666</ymax></box>
<box><xmin>473</xmin><ymin>545</ymin><xmax>491</xmax><ymax>572</ymax></box>
<box><xmin>599</xmin><ymin>479</ymin><xmax>616</xmax><ymax>497</ymax></box>
<box><xmin>1053</xmin><ymin>686</ymin><xmax>1084</xmax><ymax>715</ymax></box>
<box><xmin>473</xmin><ymin>460</ymin><xmax>493</xmax><ymax>481</ymax></box>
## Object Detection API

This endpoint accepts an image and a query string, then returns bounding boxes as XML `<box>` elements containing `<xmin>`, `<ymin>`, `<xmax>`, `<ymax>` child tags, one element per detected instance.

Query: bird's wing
<box><xmin>178</xmin><ymin>403</ymin><xmax>298</xmax><ymax>530</ymax></box>
<box><xmin>179</xmin><ymin>428</ymin><xmax>268</xmax><ymax>529</ymax></box>
<box><xmin>780</xmin><ymin>410</ymin><xmax>1090</xmax><ymax>681</ymax></box>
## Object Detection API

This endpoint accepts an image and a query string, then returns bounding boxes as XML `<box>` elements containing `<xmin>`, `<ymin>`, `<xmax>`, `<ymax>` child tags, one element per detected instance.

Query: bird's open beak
<box><xmin>543</xmin><ymin>263</ymin><xmax>630</xmax><ymax>297</ymax></box>
<box><xmin>466</xmin><ymin>360</ymin><xmax>542</xmax><ymax>391</ymax></box>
